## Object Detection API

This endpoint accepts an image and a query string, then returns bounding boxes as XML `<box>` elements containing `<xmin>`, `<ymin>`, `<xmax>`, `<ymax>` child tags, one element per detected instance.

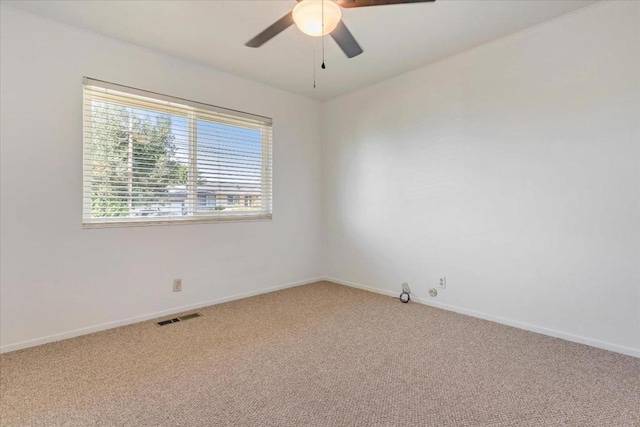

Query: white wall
<box><xmin>322</xmin><ymin>1</ymin><xmax>640</xmax><ymax>356</ymax></box>
<box><xmin>2</xmin><ymin>2</ymin><xmax>639</xmax><ymax>358</ymax></box>
<box><xmin>0</xmin><ymin>6</ymin><xmax>323</xmax><ymax>351</ymax></box>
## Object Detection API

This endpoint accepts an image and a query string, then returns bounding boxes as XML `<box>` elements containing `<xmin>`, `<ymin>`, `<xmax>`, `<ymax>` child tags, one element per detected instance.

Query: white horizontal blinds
<box><xmin>83</xmin><ymin>78</ymin><xmax>273</xmax><ymax>227</ymax></box>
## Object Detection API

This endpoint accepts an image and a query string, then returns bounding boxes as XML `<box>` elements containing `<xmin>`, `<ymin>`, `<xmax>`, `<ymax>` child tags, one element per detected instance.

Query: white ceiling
<box><xmin>3</xmin><ymin>0</ymin><xmax>598</xmax><ymax>101</ymax></box>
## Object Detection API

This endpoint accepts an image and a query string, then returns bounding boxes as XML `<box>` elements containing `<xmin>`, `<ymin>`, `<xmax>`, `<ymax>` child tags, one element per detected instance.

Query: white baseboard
<box><xmin>0</xmin><ymin>277</ymin><xmax>324</xmax><ymax>354</ymax></box>
<box><xmin>325</xmin><ymin>277</ymin><xmax>640</xmax><ymax>359</ymax></box>
<box><xmin>4</xmin><ymin>276</ymin><xmax>638</xmax><ymax>359</ymax></box>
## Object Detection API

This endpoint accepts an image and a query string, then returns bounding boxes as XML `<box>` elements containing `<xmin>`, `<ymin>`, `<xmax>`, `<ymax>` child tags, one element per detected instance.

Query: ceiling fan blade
<box><xmin>245</xmin><ymin>12</ymin><xmax>295</xmax><ymax>48</ymax></box>
<box><xmin>335</xmin><ymin>0</ymin><xmax>435</xmax><ymax>8</ymax></box>
<box><xmin>330</xmin><ymin>20</ymin><xmax>363</xmax><ymax>59</ymax></box>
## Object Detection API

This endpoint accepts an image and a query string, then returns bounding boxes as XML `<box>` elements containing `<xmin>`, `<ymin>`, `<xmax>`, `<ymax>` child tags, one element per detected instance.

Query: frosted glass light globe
<box><xmin>292</xmin><ymin>0</ymin><xmax>342</xmax><ymax>37</ymax></box>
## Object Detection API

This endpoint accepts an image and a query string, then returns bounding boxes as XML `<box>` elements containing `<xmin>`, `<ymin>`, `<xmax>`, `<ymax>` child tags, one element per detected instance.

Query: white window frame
<box><xmin>83</xmin><ymin>77</ymin><xmax>273</xmax><ymax>228</ymax></box>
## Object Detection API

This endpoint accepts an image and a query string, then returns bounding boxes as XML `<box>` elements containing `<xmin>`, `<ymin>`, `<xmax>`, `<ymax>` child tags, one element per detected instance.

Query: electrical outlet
<box><xmin>438</xmin><ymin>276</ymin><xmax>446</xmax><ymax>289</ymax></box>
<box><xmin>173</xmin><ymin>279</ymin><xmax>182</xmax><ymax>292</ymax></box>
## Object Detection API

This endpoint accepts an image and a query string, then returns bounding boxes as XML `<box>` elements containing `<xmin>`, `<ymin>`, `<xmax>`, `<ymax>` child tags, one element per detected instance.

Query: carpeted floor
<box><xmin>1</xmin><ymin>281</ymin><xmax>639</xmax><ymax>426</ymax></box>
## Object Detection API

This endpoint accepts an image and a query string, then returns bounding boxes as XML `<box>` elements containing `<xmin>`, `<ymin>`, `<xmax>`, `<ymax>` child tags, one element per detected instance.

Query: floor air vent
<box><xmin>157</xmin><ymin>312</ymin><xmax>201</xmax><ymax>326</ymax></box>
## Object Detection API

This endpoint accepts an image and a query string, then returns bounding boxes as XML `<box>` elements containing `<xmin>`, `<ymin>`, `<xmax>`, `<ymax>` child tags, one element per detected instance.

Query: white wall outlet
<box><xmin>438</xmin><ymin>276</ymin><xmax>446</xmax><ymax>289</ymax></box>
<box><xmin>173</xmin><ymin>279</ymin><xmax>182</xmax><ymax>292</ymax></box>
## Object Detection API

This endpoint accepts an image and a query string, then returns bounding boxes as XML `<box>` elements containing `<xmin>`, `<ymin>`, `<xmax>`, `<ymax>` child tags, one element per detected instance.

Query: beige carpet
<box><xmin>1</xmin><ymin>281</ymin><xmax>639</xmax><ymax>426</ymax></box>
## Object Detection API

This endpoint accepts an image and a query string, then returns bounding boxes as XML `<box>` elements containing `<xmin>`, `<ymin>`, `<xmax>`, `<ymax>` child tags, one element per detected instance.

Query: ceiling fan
<box><xmin>245</xmin><ymin>0</ymin><xmax>436</xmax><ymax>59</ymax></box>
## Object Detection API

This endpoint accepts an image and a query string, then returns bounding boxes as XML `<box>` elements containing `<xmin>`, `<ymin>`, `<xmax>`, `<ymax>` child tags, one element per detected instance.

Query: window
<box><xmin>83</xmin><ymin>78</ymin><xmax>272</xmax><ymax>227</ymax></box>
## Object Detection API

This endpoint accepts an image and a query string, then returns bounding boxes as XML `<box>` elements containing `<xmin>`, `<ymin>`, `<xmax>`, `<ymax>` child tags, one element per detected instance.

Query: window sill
<box><xmin>83</xmin><ymin>213</ymin><xmax>273</xmax><ymax>229</ymax></box>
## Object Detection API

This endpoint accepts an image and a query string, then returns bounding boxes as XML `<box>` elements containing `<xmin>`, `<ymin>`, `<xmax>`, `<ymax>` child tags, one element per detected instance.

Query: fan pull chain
<box><xmin>321</xmin><ymin>0</ymin><xmax>326</xmax><ymax>69</ymax></box>
<box><xmin>313</xmin><ymin>37</ymin><xmax>317</xmax><ymax>88</ymax></box>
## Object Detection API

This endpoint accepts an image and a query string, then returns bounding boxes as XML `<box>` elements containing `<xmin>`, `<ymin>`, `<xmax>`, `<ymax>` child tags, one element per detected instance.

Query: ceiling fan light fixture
<box><xmin>292</xmin><ymin>0</ymin><xmax>342</xmax><ymax>37</ymax></box>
